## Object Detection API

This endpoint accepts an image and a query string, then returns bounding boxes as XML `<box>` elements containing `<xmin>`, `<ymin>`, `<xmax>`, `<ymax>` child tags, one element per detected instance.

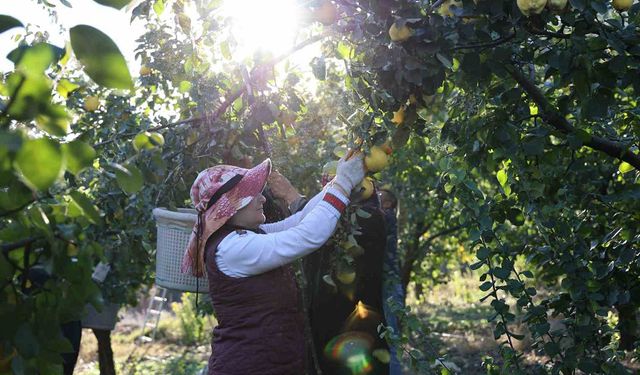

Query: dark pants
<box><xmin>60</xmin><ymin>320</ymin><xmax>82</xmax><ymax>375</ymax></box>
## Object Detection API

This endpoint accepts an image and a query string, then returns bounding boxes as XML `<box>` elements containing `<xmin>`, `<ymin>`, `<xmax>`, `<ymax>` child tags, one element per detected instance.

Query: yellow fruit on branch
<box><xmin>149</xmin><ymin>132</ymin><xmax>165</xmax><ymax>147</ymax></box>
<box><xmin>364</xmin><ymin>146</ymin><xmax>390</xmax><ymax>172</ymax></box>
<box><xmin>139</xmin><ymin>65</ymin><xmax>151</xmax><ymax>76</ymax></box>
<box><xmin>517</xmin><ymin>0</ymin><xmax>548</xmax><ymax>15</ymax></box>
<box><xmin>438</xmin><ymin>0</ymin><xmax>463</xmax><ymax>17</ymax></box>
<box><xmin>380</xmin><ymin>142</ymin><xmax>393</xmax><ymax>155</ymax></box>
<box><xmin>353</xmin><ymin>177</ymin><xmax>375</xmax><ymax>200</ymax></box>
<box><xmin>547</xmin><ymin>0</ymin><xmax>568</xmax><ymax>10</ymax></box>
<box><xmin>612</xmin><ymin>0</ymin><xmax>633</xmax><ymax>10</ymax></box>
<box><xmin>336</xmin><ymin>262</ymin><xmax>356</xmax><ymax>284</ymax></box>
<box><xmin>133</xmin><ymin>131</ymin><xmax>164</xmax><ymax>151</ymax></box>
<box><xmin>388</xmin><ymin>22</ymin><xmax>413</xmax><ymax>42</ymax></box>
<box><xmin>83</xmin><ymin>96</ymin><xmax>99</xmax><ymax>112</ymax></box>
<box><xmin>392</xmin><ymin>106</ymin><xmax>405</xmax><ymax>126</ymax></box>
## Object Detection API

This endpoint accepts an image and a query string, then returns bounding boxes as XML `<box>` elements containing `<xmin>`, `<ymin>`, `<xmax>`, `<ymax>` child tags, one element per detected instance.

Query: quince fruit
<box><xmin>517</xmin><ymin>0</ymin><xmax>548</xmax><ymax>15</ymax></box>
<box><xmin>149</xmin><ymin>132</ymin><xmax>165</xmax><ymax>147</ymax></box>
<box><xmin>364</xmin><ymin>146</ymin><xmax>390</xmax><ymax>172</ymax></box>
<box><xmin>133</xmin><ymin>131</ymin><xmax>163</xmax><ymax>151</ymax></box>
<box><xmin>353</xmin><ymin>177</ymin><xmax>375</xmax><ymax>200</ymax></box>
<box><xmin>83</xmin><ymin>96</ymin><xmax>99</xmax><ymax>112</ymax></box>
<box><xmin>139</xmin><ymin>65</ymin><xmax>151</xmax><ymax>76</ymax></box>
<box><xmin>547</xmin><ymin>0</ymin><xmax>568</xmax><ymax>10</ymax></box>
<box><xmin>613</xmin><ymin>0</ymin><xmax>633</xmax><ymax>10</ymax></box>
<box><xmin>388</xmin><ymin>22</ymin><xmax>413</xmax><ymax>42</ymax></box>
<box><xmin>438</xmin><ymin>0</ymin><xmax>463</xmax><ymax>17</ymax></box>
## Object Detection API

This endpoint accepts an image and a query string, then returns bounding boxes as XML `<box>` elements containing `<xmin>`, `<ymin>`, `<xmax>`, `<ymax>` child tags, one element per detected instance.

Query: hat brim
<box><xmin>182</xmin><ymin>158</ymin><xmax>272</xmax><ymax>276</ymax></box>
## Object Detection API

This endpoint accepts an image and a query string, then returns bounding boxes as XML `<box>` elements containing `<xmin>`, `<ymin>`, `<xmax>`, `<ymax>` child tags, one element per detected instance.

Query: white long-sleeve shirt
<box><xmin>215</xmin><ymin>187</ymin><xmax>348</xmax><ymax>277</ymax></box>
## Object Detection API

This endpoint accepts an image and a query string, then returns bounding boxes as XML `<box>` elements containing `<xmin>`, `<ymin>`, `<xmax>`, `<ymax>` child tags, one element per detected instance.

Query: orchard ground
<box><xmin>74</xmin><ymin>270</ymin><xmax>640</xmax><ymax>375</ymax></box>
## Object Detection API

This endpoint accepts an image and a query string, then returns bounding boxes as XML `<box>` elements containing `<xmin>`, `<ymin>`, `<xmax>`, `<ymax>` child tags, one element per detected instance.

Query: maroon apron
<box><xmin>205</xmin><ymin>226</ymin><xmax>305</xmax><ymax>375</ymax></box>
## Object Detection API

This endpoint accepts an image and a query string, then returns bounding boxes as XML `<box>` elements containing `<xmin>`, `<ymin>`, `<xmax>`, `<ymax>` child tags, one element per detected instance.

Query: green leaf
<box><xmin>480</xmin><ymin>281</ymin><xmax>493</xmax><ymax>291</ymax></box>
<box><xmin>178</xmin><ymin>80</ymin><xmax>192</xmax><ymax>93</ymax></box>
<box><xmin>477</xmin><ymin>247</ymin><xmax>490</xmax><ymax>260</ymax></box>
<box><xmin>14</xmin><ymin>138</ymin><xmax>63</xmax><ymax>191</ymax></box>
<box><xmin>436</xmin><ymin>53</ymin><xmax>453</xmax><ymax>69</ymax></box>
<box><xmin>15</xmin><ymin>324</ymin><xmax>40</xmax><ymax>359</ymax></box>
<box><xmin>62</xmin><ymin>140</ymin><xmax>96</xmax><ymax>174</ymax></box>
<box><xmin>220</xmin><ymin>40</ymin><xmax>231</xmax><ymax>60</ymax></box>
<box><xmin>5</xmin><ymin>72</ymin><xmax>51</xmax><ymax>121</ymax></box>
<box><xmin>355</xmin><ymin>208</ymin><xmax>372</xmax><ymax>218</ymax></box>
<box><xmin>93</xmin><ymin>0</ymin><xmax>132</xmax><ymax>10</ymax></box>
<box><xmin>70</xmin><ymin>25</ymin><xmax>133</xmax><ymax>90</ymax></box>
<box><xmin>36</xmin><ymin>103</ymin><xmax>69</xmax><ymax>136</ymax></box>
<box><xmin>496</xmin><ymin>169</ymin><xmax>507</xmax><ymax>187</ymax></box>
<box><xmin>507</xmin><ymin>208</ymin><xmax>525</xmax><ymax>226</ymax></box>
<box><xmin>112</xmin><ymin>163</ymin><xmax>143</xmax><ymax>194</ymax></box>
<box><xmin>493</xmin><ymin>267</ymin><xmax>510</xmax><ymax>279</ymax></box>
<box><xmin>55</xmin><ymin>79</ymin><xmax>79</xmax><ymax>98</ymax></box>
<box><xmin>0</xmin><ymin>15</ymin><xmax>23</xmax><ymax>34</ymax></box>
<box><xmin>69</xmin><ymin>191</ymin><xmax>102</xmax><ymax>224</ymax></box>
<box><xmin>618</xmin><ymin>161</ymin><xmax>634</xmax><ymax>174</ymax></box>
<box><xmin>153</xmin><ymin>0</ymin><xmax>165</xmax><ymax>16</ymax></box>
<box><xmin>8</xmin><ymin>43</ymin><xmax>64</xmax><ymax>77</ymax></box>
<box><xmin>543</xmin><ymin>342</ymin><xmax>560</xmax><ymax>356</ymax></box>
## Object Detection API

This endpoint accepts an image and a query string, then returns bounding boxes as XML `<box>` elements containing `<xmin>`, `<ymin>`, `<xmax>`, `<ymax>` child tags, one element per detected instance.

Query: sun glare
<box><xmin>223</xmin><ymin>0</ymin><xmax>301</xmax><ymax>60</ymax></box>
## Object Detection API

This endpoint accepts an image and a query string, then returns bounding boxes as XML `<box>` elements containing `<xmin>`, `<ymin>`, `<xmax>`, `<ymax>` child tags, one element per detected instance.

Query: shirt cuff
<box><xmin>322</xmin><ymin>187</ymin><xmax>349</xmax><ymax>216</ymax></box>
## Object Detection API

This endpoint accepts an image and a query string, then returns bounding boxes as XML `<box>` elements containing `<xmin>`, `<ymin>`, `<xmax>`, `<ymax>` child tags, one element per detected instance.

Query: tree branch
<box><xmin>523</xmin><ymin>22</ymin><xmax>571</xmax><ymax>39</ymax></box>
<box><xmin>506</xmin><ymin>64</ymin><xmax>640</xmax><ymax>170</ymax></box>
<box><xmin>95</xmin><ymin>31</ymin><xmax>331</xmax><ymax>150</ymax></box>
<box><xmin>451</xmin><ymin>32</ymin><xmax>516</xmax><ymax>51</ymax></box>
<box><xmin>2</xmin><ymin>237</ymin><xmax>39</xmax><ymax>254</ymax></box>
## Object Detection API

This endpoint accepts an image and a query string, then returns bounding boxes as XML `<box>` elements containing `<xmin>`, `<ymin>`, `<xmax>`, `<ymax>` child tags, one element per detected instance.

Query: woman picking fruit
<box><xmin>181</xmin><ymin>154</ymin><xmax>365</xmax><ymax>375</ymax></box>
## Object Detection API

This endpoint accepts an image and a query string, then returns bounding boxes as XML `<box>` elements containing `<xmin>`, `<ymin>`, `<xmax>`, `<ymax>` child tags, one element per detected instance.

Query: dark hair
<box><xmin>379</xmin><ymin>189</ymin><xmax>397</xmax><ymax>209</ymax></box>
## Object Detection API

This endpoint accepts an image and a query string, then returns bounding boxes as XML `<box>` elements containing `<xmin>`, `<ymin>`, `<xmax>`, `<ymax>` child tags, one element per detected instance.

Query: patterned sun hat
<box><xmin>182</xmin><ymin>159</ymin><xmax>271</xmax><ymax>277</ymax></box>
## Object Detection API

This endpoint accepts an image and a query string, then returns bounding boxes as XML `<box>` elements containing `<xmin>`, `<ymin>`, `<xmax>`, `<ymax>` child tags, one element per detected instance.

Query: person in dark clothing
<box><xmin>26</xmin><ymin>267</ymin><xmax>82</xmax><ymax>375</ymax></box>
<box><xmin>379</xmin><ymin>188</ymin><xmax>405</xmax><ymax>375</ymax></box>
<box><xmin>181</xmin><ymin>156</ymin><xmax>365</xmax><ymax>375</ymax></box>
<box><xmin>304</xmin><ymin>174</ymin><xmax>390</xmax><ymax>375</ymax></box>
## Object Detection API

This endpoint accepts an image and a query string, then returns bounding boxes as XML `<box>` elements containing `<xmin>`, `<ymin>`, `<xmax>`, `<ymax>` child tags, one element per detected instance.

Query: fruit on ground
<box><xmin>547</xmin><ymin>0</ymin><xmax>568</xmax><ymax>10</ymax></box>
<box><xmin>613</xmin><ymin>0</ymin><xmax>633</xmax><ymax>10</ymax></box>
<box><xmin>517</xmin><ymin>0</ymin><xmax>548</xmax><ymax>15</ymax></box>
<box><xmin>438</xmin><ymin>0</ymin><xmax>463</xmax><ymax>17</ymax></box>
<box><xmin>388</xmin><ymin>23</ymin><xmax>412</xmax><ymax>42</ymax></box>
<box><xmin>392</xmin><ymin>106</ymin><xmax>405</xmax><ymax>125</ymax></box>
<box><xmin>83</xmin><ymin>96</ymin><xmax>99</xmax><ymax>112</ymax></box>
<box><xmin>364</xmin><ymin>146</ymin><xmax>390</xmax><ymax>172</ymax></box>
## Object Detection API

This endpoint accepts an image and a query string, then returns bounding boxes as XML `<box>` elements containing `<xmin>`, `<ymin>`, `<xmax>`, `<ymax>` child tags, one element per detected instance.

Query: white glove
<box><xmin>334</xmin><ymin>153</ymin><xmax>365</xmax><ymax>193</ymax></box>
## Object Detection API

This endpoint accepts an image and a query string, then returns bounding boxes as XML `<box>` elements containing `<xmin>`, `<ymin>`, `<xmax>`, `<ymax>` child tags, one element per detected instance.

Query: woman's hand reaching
<box><xmin>333</xmin><ymin>153</ymin><xmax>365</xmax><ymax>195</ymax></box>
<box><xmin>268</xmin><ymin>170</ymin><xmax>302</xmax><ymax>205</ymax></box>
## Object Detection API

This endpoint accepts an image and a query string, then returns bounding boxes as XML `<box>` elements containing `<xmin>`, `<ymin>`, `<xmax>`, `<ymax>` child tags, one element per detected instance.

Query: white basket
<box><xmin>153</xmin><ymin>208</ymin><xmax>209</xmax><ymax>293</ymax></box>
<box><xmin>82</xmin><ymin>303</ymin><xmax>120</xmax><ymax>330</ymax></box>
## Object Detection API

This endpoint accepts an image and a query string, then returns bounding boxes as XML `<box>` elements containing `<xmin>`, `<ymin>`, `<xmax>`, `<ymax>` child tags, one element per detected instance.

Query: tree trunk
<box><xmin>93</xmin><ymin>329</ymin><xmax>116</xmax><ymax>375</ymax></box>
<box><xmin>616</xmin><ymin>304</ymin><xmax>638</xmax><ymax>351</ymax></box>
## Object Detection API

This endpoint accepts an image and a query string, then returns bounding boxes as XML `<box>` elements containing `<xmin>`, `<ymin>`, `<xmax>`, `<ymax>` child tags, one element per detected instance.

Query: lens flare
<box><xmin>344</xmin><ymin>301</ymin><xmax>383</xmax><ymax>332</ymax></box>
<box><xmin>323</xmin><ymin>331</ymin><xmax>375</xmax><ymax>374</ymax></box>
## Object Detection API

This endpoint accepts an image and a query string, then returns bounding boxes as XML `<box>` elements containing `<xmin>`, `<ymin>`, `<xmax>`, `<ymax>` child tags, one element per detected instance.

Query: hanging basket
<box><xmin>81</xmin><ymin>303</ymin><xmax>120</xmax><ymax>330</ymax></box>
<box><xmin>153</xmin><ymin>208</ymin><xmax>209</xmax><ymax>293</ymax></box>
